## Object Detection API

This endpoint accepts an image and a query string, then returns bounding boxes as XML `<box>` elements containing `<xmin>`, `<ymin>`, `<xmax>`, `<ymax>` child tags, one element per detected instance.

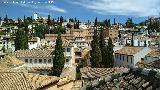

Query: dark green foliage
<box><xmin>76</xmin><ymin>59</ymin><xmax>87</xmax><ymax>80</ymax></box>
<box><xmin>99</xmin><ymin>27</ymin><xmax>109</xmax><ymax>68</ymax></box>
<box><xmin>90</xmin><ymin>18</ymin><xmax>102</xmax><ymax>67</ymax></box>
<box><xmin>147</xmin><ymin>18</ymin><xmax>160</xmax><ymax>33</ymax></box>
<box><xmin>67</xmin><ymin>23</ymin><xmax>72</xmax><ymax>28</ymax></box>
<box><xmin>103</xmin><ymin>19</ymin><xmax>111</xmax><ymax>27</ymax></box>
<box><xmin>126</xmin><ymin>18</ymin><xmax>134</xmax><ymax>28</ymax></box>
<box><xmin>74</xmin><ymin>20</ymin><xmax>80</xmax><ymax>29</ymax></box>
<box><xmin>15</xmin><ymin>28</ymin><xmax>28</xmax><ymax>51</ymax></box>
<box><xmin>131</xmin><ymin>33</ymin><xmax>134</xmax><ymax>46</ymax></box>
<box><xmin>15</xmin><ymin>17</ymin><xmax>29</xmax><ymax>51</ymax></box>
<box><xmin>107</xmin><ymin>37</ymin><xmax>114</xmax><ymax>67</ymax></box>
<box><xmin>60</xmin><ymin>16</ymin><xmax>63</xmax><ymax>25</ymax></box>
<box><xmin>34</xmin><ymin>24</ymin><xmax>46</xmax><ymax>39</ymax></box>
<box><xmin>54</xmin><ymin>26</ymin><xmax>66</xmax><ymax>34</ymax></box>
<box><xmin>47</xmin><ymin>15</ymin><xmax>51</xmax><ymax>26</ymax></box>
<box><xmin>51</xmin><ymin>33</ymin><xmax>65</xmax><ymax>76</ymax></box>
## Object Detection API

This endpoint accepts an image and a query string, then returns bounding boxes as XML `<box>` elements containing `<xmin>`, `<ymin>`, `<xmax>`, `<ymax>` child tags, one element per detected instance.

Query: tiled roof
<box><xmin>0</xmin><ymin>72</ymin><xmax>33</xmax><ymax>90</ymax></box>
<box><xmin>92</xmin><ymin>70</ymin><xmax>160</xmax><ymax>90</ymax></box>
<box><xmin>11</xmin><ymin>49</ymin><xmax>54</xmax><ymax>58</ymax></box>
<box><xmin>115</xmin><ymin>47</ymin><xmax>144</xmax><ymax>55</ymax></box>
<box><xmin>147</xmin><ymin>49</ymin><xmax>160</xmax><ymax>57</ymax></box>
<box><xmin>0</xmin><ymin>72</ymin><xmax>59</xmax><ymax>90</ymax></box>
<box><xmin>0</xmin><ymin>55</ymin><xmax>24</xmax><ymax>71</ymax></box>
<box><xmin>25</xmin><ymin>73</ymin><xmax>59</xmax><ymax>89</ymax></box>
<box><xmin>80</xmin><ymin>67</ymin><xmax>129</xmax><ymax>79</ymax></box>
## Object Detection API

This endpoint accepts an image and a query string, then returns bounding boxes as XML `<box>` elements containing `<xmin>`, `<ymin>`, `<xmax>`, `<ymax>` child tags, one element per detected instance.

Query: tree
<box><xmin>131</xmin><ymin>33</ymin><xmax>134</xmax><ymax>46</ymax></box>
<box><xmin>51</xmin><ymin>33</ymin><xmax>65</xmax><ymax>76</ymax></box>
<box><xmin>114</xmin><ymin>18</ymin><xmax>116</xmax><ymax>25</ymax></box>
<box><xmin>47</xmin><ymin>15</ymin><xmax>51</xmax><ymax>26</ymax></box>
<box><xmin>34</xmin><ymin>24</ymin><xmax>46</xmax><ymax>39</ymax></box>
<box><xmin>90</xmin><ymin>17</ymin><xmax>102</xmax><ymax>67</ymax></box>
<box><xmin>126</xmin><ymin>18</ymin><xmax>134</xmax><ymax>28</ymax></box>
<box><xmin>54</xmin><ymin>26</ymin><xmax>66</xmax><ymax>34</ymax></box>
<box><xmin>107</xmin><ymin>37</ymin><xmax>114</xmax><ymax>67</ymax></box>
<box><xmin>76</xmin><ymin>59</ymin><xmax>87</xmax><ymax>80</ymax></box>
<box><xmin>60</xmin><ymin>16</ymin><xmax>63</xmax><ymax>25</ymax></box>
<box><xmin>99</xmin><ymin>26</ymin><xmax>109</xmax><ymax>68</ymax></box>
<box><xmin>15</xmin><ymin>29</ymin><xmax>28</xmax><ymax>51</ymax></box>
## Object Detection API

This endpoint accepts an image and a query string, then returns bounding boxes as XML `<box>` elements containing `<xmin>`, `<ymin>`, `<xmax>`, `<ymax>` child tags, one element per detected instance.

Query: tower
<box><xmin>33</xmin><ymin>12</ymin><xmax>38</xmax><ymax>20</ymax></box>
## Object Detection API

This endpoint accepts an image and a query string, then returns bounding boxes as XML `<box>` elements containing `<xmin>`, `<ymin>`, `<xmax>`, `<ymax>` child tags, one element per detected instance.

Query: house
<box><xmin>114</xmin><ymin>47</ymin><xmax>151</xmax><ymax>68</ymax></box>
<box><xmin>144</xmin><ymin>49</ymin><xmax>160</xmax><ymax>64</ymax></box>
<box><xmin>11</xmin><ymin>42</ymin><xmax>75</xmax><ymax>68</ymax></box>
<box><xmin>28</xmin><ymin>37</ymin><xmax>41</xmax><ymax>50</ymax></box>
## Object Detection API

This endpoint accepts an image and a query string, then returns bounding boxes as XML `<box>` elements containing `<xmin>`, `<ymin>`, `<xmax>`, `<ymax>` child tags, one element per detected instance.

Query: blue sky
<box><xmin>0</xmin><ymin>0</ymin><xmax>160</xmax><ymax>24</ymax></box>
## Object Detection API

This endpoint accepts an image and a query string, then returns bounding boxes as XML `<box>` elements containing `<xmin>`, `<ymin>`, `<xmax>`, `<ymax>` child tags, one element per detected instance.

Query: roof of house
<box><xmin>0</xmin><ymin>72</ymin><xmax>59</xmax><ymax>90</ymax></box>
<box><xmin>11</xmin><ymin>49</ymin><xmax>54</xmax><ymax>58</ymax></box>
<box><xmin>80</xmin><ymin>67</ymin><xmax>129</xmax><ymax>79</ymax></box>
<box><xmin>147</xmin><ymin>49</ymin><xmax>160</xmax><ymax>57</ymax></box>
<box><xmin>115</xmin><ymin>47</ymin><xmax>144</xmax><ymax>55</ymax></box>
<box><xmin>0</xmin><ymin>55</ymin><xmax>24</xmax><ymax>71</ymax></box>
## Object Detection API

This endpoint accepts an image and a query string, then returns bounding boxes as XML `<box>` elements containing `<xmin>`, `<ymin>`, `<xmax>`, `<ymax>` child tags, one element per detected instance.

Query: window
<box><xmin>127</xmin><ymin>56</ymin><xmax>128</xmax><ymax>62</ymax></box>
<box><xmin>123</xmin><ymin>55</ymin><xmax>124</xmax><ymax>61</ymax></box>
<box><xmin>48</xmin><ymin>59</ymin><xmax>51</xmax><ymax>64</ymax></box>
<box><xmin>25</xmin><ymin>59</ymin><xmax>28</xmax><ymax>63</ymax></box>
<box><xmin>44</xmin><ymin>59</ymin><xmax>46</xmax><ymax>63</ymax></box>
<box><xmin>34</xmin><ymin>59</ymin><xmax>37</xmax><ymax>63</ymax></box>
<box><xmin>131</xmin><ymin>57</ymin><xmax>133</xmax><ymax>64</ymax></box>
<box><xmin>30</xmin><ymin>59</ymin><xmax>32</xmax><ymax>63</ymax></box>
<box><xmin>67</xmin><ymin>48</ymin><xmax>70</xmax><ymax>52</ymax></box>
<box><xmin>120</xmin><ymin>54</ymin><xmax>121</xmax><ymax>60</ymax></box>
<box><xmin>66</xmin><ymin>59</ymin><xmax>69</xmax><ymax>62</ymax></box>
<box><xmin>39</xmin><ymin>59</ymin><xmax>42</xmax><ymax>63</ymax></box>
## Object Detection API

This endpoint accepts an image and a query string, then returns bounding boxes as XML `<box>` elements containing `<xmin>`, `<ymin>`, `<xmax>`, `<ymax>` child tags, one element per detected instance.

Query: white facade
<box><xmin>15</xmin><ymin>46</ymin><xmax>75</xmax><ymax>68</ymax></box>
<box><xmin>28</xmin><ymin>37</ymin><xmax>41</xmax><ymax>50</ymax></box>
<box><xmin>114</xmin><ymin>47</ymin><xmax>151</xmax><ymax>68</ymax></box>
<box><xmin>33</xmin><ymin>13</ymin><xmax>38</xmax><ymax>20</ymax></box>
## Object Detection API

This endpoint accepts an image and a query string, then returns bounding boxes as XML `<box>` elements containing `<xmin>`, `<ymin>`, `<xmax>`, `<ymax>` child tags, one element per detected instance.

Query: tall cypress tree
<box><xmin>99</xmin><ymin>26</ymin><xmax>109</xmax><ymax>68</ymax></box>
<box><xmin>51</xmin><ymin>33</ymin><xmax>65</xmax><ymax>76</ymax></box>
<box><xmin>107</xmin><ymin>37</ymin><xmax>114</xmax><ymax>67</ymax></box>
<box><xmin>90</xmin><ymin>17</ymin><xmax>102</xmax><ymax>68</ymax></box>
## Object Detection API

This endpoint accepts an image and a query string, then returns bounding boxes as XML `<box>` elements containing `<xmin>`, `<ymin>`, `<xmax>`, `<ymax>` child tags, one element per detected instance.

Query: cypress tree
<box><xmin>107</xmin><ymin>37</ymin><xmax>114</xmax><ymax>67</ymax></box>
<box><xmin>99</xmin><ymin>26</ymin><xmax>109</xmax><ymax>68</ymax></box>
<box><xmin>51</xmin><ymin>33</ymin><xmax>65</xmax><ymax>76</ymax></box>
<box><xmin>90</xmin><ymin>17</ymin><xmax>102</xmax><ymax>68</ymax></box>
<box><xmin>47</xmin><ymin>15</ymin><xmax>51</xmax><ymax>26</ymax></box>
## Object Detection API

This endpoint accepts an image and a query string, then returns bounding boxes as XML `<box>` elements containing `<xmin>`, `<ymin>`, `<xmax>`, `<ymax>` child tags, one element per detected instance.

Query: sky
<box><xmin>0</xmin><ymin>0</ymin><xmax>160</xmax><ymax>24</ymax></box>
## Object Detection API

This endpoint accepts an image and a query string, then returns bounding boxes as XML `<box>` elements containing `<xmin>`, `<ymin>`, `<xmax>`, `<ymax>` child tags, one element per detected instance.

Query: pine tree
<box><xmin>107</xmin><ymin>37</ymin><xmax>114</xmax><ymax>67</ymax></box>
<box><xmin>51</xmin><ymin>33</ymin><xmax>65</xmax><ymax>76</ymax></box>
<box><xmin>90</xmin><ymin>17</ymin><xmax>102</xmax><ymax>68</ymax></box>
<box><xmin>99</xmin><ymin>26</ymin><xmax>109</xmax><ymax>67</ymax></box>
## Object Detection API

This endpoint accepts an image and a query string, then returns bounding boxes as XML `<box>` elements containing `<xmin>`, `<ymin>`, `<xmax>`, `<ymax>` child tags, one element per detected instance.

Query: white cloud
<box><xmin>13</xmin><ymin>2</ymin><xmax>67</xmax><ymax>13</ymax></box>
<box><xmin>70</xmin><ymin>0</ymin><xmax>160</xmax><ymax>17</ymax></box>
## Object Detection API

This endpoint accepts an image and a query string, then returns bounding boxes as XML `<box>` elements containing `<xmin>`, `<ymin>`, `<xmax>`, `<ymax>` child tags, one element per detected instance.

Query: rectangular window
<box><xmin>34</xmin><ymin>59</ymin><xmax>37</xmax><ymax>63</ymax></box>
<box><xmin>123</xmin><ymin>55</ymin><xmax>124</xmax><ymax>61</ymax></box>
<box><xmin>25</xmin><ymin>59</ymin><xmax>28</xmax><ymax>63</ymax></box>
<box><xmin>131</xmin><ymin>57</ymin><xmax>133</xmax><ymax>64</ymax></box>
<box><xmin>127</xmin><ymin>56</ymin><xmax>128</xmax><ymax>62</ymax></box>
<box><xmin>30</xmin><ymin>59</ymin><xmax>32</xmax><ymax>63</ymax></box>
<box><xmin>48</xmin><ymin>59</ymin><xmax>51</xmax><ymax>64</ymax></box>
<box><xmin>39</xmin><ymin>59</ymin><xmax>42</xmax><ymax>63</ymax></box>
<box><xmin>120</xmin><ymin>54</ymin><xmax>121</xmax><ymax>60</ymax></box>
<box><xmin>44</xmin><ymin>59</ymin><xmax>46</xmax><ymax>63</ymax></box>
<box><xmin>67</xmin><ymin>48</ymin><xmax>70</xmax><ymax>52</ymax></box>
